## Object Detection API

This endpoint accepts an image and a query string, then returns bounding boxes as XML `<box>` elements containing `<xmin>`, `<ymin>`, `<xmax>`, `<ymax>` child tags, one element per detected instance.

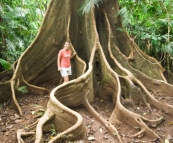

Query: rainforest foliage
<box><xmin>0</xmin><ymin>0</ymin><xmax>49</xmax><ymax>71</ymax></box>
<box><xmin>0</xmin><ymin>0</ymin><xmax>173</xmax><ymax>72</ymax></box>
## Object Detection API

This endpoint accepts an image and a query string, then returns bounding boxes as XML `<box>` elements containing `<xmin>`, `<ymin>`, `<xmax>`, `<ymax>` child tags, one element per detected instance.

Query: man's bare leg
<box><xmin>63</xmin><ymin>76</ymin><xmax>69</xmax><ymax>83</ymax></box>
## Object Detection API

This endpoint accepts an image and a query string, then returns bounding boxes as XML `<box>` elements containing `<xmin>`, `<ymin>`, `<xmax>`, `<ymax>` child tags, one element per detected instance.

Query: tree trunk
<box><xmin>1</xmin><ymin>0</ymin><xmax>173</xmax><ymax>142</ymax></box>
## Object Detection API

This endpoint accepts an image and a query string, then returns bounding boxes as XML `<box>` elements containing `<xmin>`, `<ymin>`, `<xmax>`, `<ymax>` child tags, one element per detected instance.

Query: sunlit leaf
<box><xmin>88</xmin><ymin>136</ymin><xmax>96</xmax><ymax>141</ymax></box>
<box><xmin>165</xmin><ymin>139</ymin><xmax>169</xmax><ymax>143</ymax></box>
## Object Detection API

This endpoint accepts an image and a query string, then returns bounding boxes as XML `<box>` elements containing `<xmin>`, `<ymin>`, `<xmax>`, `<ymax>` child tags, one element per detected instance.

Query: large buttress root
<box><xmin>0</xmin><ymin>0</ymin><xmax>173</xmax><ymax>142</ymax></box>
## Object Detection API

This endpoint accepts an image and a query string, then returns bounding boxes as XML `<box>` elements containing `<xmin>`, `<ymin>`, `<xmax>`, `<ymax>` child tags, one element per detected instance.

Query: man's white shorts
<box><xmin>60</xmin><ymin>66</ymin><xmax>72</xmax><ymax>77</ymax></box>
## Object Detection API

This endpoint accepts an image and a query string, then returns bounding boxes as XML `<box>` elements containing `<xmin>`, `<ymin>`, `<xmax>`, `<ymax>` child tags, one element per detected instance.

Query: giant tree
<box><xmin>1</xmin><ymin>0</ymin><xmax>173</xmax><ymax>142</ymax></box>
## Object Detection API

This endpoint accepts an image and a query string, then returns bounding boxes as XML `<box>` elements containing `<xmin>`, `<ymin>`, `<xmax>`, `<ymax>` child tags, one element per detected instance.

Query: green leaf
<box><xmin>16</xmin><ymin>86</ymin><xmax>28</xmax><ymax>94</ymax></box>
<box><xmin>141</xmin><ymin>33</ymin><xmax>151</xmax><ymax>39</ymax></box>
<box><xmin>165</xmin><ymin>43</ymin><xmax>173</xmax><ymax>55</ymax></box>
<box><xmin>0</xmin><ymin>58</ymin><xmax>12</xmax><ymax>70</ymax></box>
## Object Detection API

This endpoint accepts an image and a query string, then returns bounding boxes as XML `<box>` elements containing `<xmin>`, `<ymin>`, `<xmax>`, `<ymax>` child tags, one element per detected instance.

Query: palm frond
<box><xmin>78</xmin><ymin>0</ymin><xmax>102</xmax><ymax>15</ymax></box>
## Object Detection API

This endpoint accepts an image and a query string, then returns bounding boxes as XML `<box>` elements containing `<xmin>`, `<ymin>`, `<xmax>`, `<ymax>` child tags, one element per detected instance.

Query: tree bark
<box><xmin>1</xmin><ymin>0</ymin><xmax>173</xmax><ymax>142</ymax></box>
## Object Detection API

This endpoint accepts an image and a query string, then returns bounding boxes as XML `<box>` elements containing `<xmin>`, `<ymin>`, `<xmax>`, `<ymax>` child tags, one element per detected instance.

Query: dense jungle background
<box><xmin>1</xmin><ymin>0</ymin><xmax>173</xmax><ymax>78</ymax></box>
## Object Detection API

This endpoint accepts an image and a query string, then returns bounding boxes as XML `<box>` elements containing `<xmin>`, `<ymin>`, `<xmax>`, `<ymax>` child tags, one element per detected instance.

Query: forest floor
<box><xmin>0</xmin><ymin>90</ymin><xmax>173</xmax><ymax>143</ymax></box>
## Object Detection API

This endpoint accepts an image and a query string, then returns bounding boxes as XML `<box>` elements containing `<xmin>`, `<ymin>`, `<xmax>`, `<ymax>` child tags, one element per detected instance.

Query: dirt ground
<box><xmin>0</xmin><ymin>91</ymin><xmax>173</xmax><ymax>143</ymax></box>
